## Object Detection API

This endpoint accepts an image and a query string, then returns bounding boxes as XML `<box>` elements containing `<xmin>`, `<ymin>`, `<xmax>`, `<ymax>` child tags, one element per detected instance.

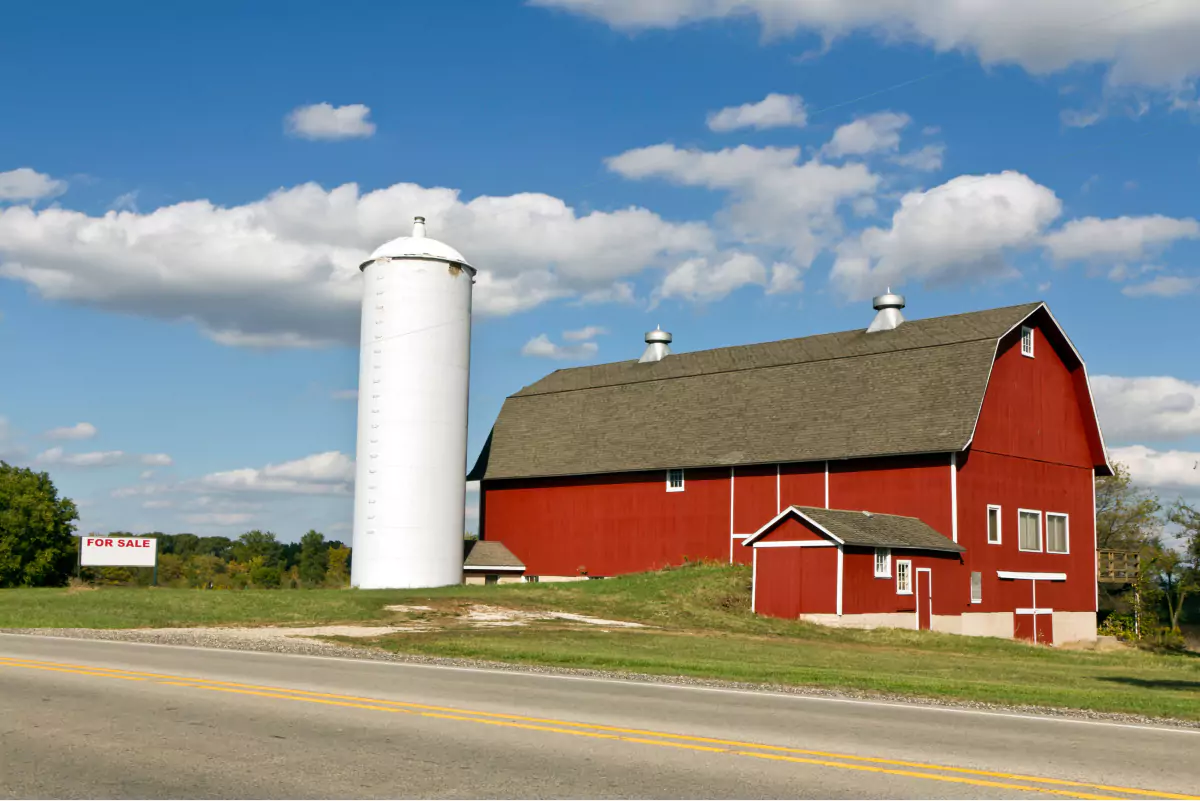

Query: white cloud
<box><xmin>141</xmin><ymin>453</ymin><xmax>173</xmax><ymax>466</ymax></box>
<box><xmin>139</xmin><ymin>470</ymin><xmax>155</xmax><ymax>480</ymax></box>
<box><xmin>521</xmin><ymin>333</ymin><xmax>600</xmax><ymax>360</ymax></box>
<box><xmin>607</xmin><ymin>143</ymin><xmax>877</xmax><ymax>265</ymax></box>
<box><xmin>562</xmin><ymin>325</ymin><xmax>607</xmax><ymax>341</ymax></box>
<box><xmin>36</xmin><ymin>447</ymin><xmax>126</xmax><ymax>468</ymax></box>
<box><xmin>822</xmin><ymin>112</ymin><xmax>910</xmax><ymax>158</ymax></box>
<box><xmin>766</xmin><ymin>262</ymin><xmax>804</xmax><ymax>295</ymax></box>
<box><xmin>285</xmin><ymin>103</ymin><xmax>377</xmax><ymax>141</ymax></box>
<box><xmin>891</xmin><ymin>143</ymin><xmax>945</xmax><ymax>172</ymax></box>
<box><xmin>180</xmin><ymin>512</ymin><xmax>255</xmax><ymax>527</ymax></box>
<box><xmin>331</xmin><ymin>389</ymin><xmax>358</xmax><ymax>400</ymax></box>
<box><xmin>1094</xmin><ymin>375</ymin><xmax>1200</xmax><ymax>441</ymax></box>
<box><xmin>45</xmin><ymin>422</ymin><xmax>97</xmax><ymax>440</ymax></box>
<box><xmin>1121</xmin><ymin>275</ymin><xmax>1200</xmax><ymax>298</ymax></box>
<box><xmin>0</xmin><ymin>168</ymin><xmax>67</xmax><ymax>202</ymax></box>
<box><xmin>531</xmin><ymin>0</ymin><xmax>1200</xmax><ymax>89</ymax></box>
<box><xmin>142</xmin><ymin>500</ymin><xmax>174</xmax><ymax>510</ymax></box>
<box><xmin>0</xmin><ymin>180</ymin><xmax>713</xmax><ymax>348</ymax></box>
<box><xmin>831</xmin><ymin>171</ymin><xmax>1062</xmax><ymax>299</ymax></box>
<box><xmin>199</xmin><ymin>450</ymin><xmax>355</xmax><ymax>495</ymax></box>
<box><xmin>707</xmin><ymin>93</ymin><xmax>808</xmax><ymax>132</ymax></box>
<box><xmin>656</xmin><ymin>252</ymin><xmax>768</xmax><ymax>304</ymax></box>
<box><xmin>1110</xmin><ymin>445</ymin><xmax>1200</xmax><ymax>491</ymax></box>
<box><xmin>1042</xmin><ymin>215</ymin><xmax>1200</xmax><ymax>262</ymax></box>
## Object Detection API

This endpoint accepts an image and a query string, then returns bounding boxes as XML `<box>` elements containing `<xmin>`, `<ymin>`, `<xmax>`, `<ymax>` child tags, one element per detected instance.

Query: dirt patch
<box><xmin>456</xmin><ymin>604</ymin><xmax>647</xmax><ymax>629</ymax></box>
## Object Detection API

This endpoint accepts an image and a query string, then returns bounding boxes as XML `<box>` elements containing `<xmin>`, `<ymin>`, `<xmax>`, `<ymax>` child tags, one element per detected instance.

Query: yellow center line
<box><xmin>1</xmin><ymin>655</ymin><xmax>1191</xmax><ymax>800</ymax></box>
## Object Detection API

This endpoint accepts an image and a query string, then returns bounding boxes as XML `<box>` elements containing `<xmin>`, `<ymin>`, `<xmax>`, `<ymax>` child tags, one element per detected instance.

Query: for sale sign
<box><xmin>80</xmin><ymin>536</ymin><xmax>157</xmax><ymax>567</ymax></box>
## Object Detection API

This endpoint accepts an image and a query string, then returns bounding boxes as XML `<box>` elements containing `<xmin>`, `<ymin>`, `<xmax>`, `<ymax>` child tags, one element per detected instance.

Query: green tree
<box><xmin>1158</xmin><ymin>501</ymin><xmax>1200</xmax><ymax>632</ymax></box>
<box><xmin>1095</xmin><ymin>463</ymin><xmax>1161</xmax><ymax>550</ymax></box>
<box><xmin>0</xmin><ymin>462</ymin><xmax>79</xmax><ymax>587</ymax></box>
<box><xmin>325</xmin><ymin>545</ymin><xmax>350</xmax><ymax>587</ymax></box>
<box><xmin>195</xmin><ymin>536</ymin><xmax>233</xmax><ymax>561</ymax></box>
<box><xmin>298</xmin><ymin>529</ymin><xmax>329</xmax><ymax>586</ymax></box>
<box><xmin>232</xmin><ymin>530</ymin><xmax>282</xmax><ymax>567</ymax></box>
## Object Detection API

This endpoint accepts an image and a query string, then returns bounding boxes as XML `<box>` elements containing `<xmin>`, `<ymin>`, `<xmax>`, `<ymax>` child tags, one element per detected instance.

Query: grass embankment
<box><xmin>2</xmin><ymin>564</ymin><xmax>1197</xmax><ymax>720</ymax></box>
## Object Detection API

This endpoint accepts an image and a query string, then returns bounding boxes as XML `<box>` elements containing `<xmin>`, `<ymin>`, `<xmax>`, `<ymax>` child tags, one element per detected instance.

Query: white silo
<box><xmin>351</xmin><ymin>216</ymin><xmax>475</xmax><ymax>589</ymax></box>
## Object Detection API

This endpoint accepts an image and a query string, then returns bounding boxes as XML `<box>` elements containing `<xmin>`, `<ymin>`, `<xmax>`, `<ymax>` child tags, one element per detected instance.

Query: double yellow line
<box><xmin>0</xmin><ymin>655</ymin><xmax>1190</xmax><ymax>800</ymax></box>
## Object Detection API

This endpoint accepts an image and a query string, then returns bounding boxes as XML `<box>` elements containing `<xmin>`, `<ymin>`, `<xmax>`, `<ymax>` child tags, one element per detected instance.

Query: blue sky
<box><xmin>2</xmin><ymin>0</ymin><xmax>1199</xmax><ymax>542</ymax></box>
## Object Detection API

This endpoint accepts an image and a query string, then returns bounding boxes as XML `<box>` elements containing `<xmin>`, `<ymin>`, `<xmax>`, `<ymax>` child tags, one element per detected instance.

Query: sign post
<box><xmin>80</xmin><ymin>536</ymin><xmax>158</xmax><ymax>584</ymax></box>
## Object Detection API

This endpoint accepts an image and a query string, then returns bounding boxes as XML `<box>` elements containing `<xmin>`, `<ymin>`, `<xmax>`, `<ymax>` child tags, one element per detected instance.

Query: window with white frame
<box><xmin>1046</xmin><ymin>513</ymin><xmax>1069</xmax><ymax>554</ymax></box>
<box><xmin>1021</xmin><ymin>326</ymin><xmax>1034</xmax><ymax>358</ymax></box>
<box><xmin>1018</xmin><ymin>509</ymin><xmax>1042</xmax><ymax>552</ymax></box>
<box><xmin>666</xmin><ymin>469</ymin><xmax>685</xmax><ymax>492</ymax></box>
<box><xmin>970</xmin><ymin>571</ymin><xmax>982</xmax><ymax>603</ymax></box>
<box><xmin>896</xmin><ymin>560</ymin><xmax>912</xmax><ymax>595</ymax></box>
<box><xmin>874</xmin><ymin>548</ymin><xmax>891</xmax><ymax>578</ymax></box>
<box><xmin>987</xmin><ymin>505</ymin><xmax>1002</xmax><ymax>545</ymax></box>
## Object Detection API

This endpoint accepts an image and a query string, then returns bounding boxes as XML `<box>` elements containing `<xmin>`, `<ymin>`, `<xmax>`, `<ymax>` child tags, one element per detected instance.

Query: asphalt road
<box><xmin>0</xmin><ymin>634</ymin><xmax>1196</xmax><ymax>800</ymax></box>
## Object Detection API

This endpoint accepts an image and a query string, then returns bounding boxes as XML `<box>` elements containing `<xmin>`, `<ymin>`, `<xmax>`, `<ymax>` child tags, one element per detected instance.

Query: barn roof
<box><xmin>463</xmin><ymin>540</ymin><xmax>525</xmax><ymax>571</ymax></box>
<box><xmin>469</xmin><ymin>301</ymin><xmax>1074</xmax><ymax>481</ymax></box>
<box><xmin>744</xmin><ymin>506</ymin><xmax>965</xmax><ymax>553</ymax></box>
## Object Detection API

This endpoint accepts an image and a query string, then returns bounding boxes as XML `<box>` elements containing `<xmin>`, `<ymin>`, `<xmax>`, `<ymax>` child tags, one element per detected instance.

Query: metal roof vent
<box><xmin>866</xmin><ymin>290</ymin><xmax>905</xmax><ymax>333</ymax></box>
<box><xmin>639</xmin><ymin>326</ymin><xmax>673</xmax><ymax>363</ymax></box>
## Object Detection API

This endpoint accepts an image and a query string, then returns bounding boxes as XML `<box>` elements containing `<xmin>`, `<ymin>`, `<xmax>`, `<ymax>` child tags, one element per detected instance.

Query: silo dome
<box><xmin>360</xmin><ymin>216</ymin><xmax>474</xmax><ymax>270</ymax></box>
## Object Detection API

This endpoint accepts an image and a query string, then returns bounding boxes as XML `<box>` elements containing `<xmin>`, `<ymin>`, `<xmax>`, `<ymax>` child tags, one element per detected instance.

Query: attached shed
<box><xmin>463</xmin><ymin>540</ymin><xmax>526</xmax><ymax>585</ymax></box>
<box><xmin>745</xmin><ymin>506</ymin><xmax>965</xmax><ymax>630</ymax></box>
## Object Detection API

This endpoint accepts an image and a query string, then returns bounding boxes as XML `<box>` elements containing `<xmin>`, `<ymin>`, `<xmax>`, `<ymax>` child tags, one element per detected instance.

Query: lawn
<box><xmin>1</xmin><ymin>564</ymin><xmax>1197</xmax><ymax>721</ymax></box>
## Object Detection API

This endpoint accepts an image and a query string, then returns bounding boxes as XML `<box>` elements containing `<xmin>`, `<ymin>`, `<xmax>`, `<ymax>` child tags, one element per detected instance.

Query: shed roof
<box><xmin>469</xmin><ymin>301</ymin><xmax>1101</xmax><ymax>481</ymax></box>
<box><xmin>745</xmin><ymin>506</ymin><xmax>965</xmax><ymax>553</ymax></box>
<box><xmin>463</xmin><ymin>540</ymin><xmax>525</xmax><ymax>570</ymax></box>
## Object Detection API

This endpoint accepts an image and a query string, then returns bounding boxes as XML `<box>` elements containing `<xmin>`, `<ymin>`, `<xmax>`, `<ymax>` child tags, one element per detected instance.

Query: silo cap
<box><xmin>360</xmin><ymin>216</ymin><xmax>474</xmax><ymax>271</ymax></box>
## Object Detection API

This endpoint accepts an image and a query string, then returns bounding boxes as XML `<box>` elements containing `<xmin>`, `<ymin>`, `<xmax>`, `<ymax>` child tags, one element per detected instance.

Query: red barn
<box><xmin>469</xmin><ymin>298</ymin><xmax>1110</xmax><ymax>644</ymax></box>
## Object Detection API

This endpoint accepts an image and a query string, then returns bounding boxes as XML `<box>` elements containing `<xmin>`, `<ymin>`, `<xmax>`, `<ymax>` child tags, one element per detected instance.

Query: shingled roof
<box><xmin>463</xmin><ymin>540</ymin><xmax>525</xmax><ymax>571</ymax></box>
<box><xmin>470</xmin><ymin>302</ymin><xmax>1053</xmax><ymax>481</ymax></box>
<box><xmin>743</xmin><ymin>506</ymin><xmax>965</xmax><ymax>553</ymax></box>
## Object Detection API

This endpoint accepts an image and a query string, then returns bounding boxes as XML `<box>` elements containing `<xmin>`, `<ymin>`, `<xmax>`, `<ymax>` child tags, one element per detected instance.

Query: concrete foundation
<box><xmin>1052</xmin><ymin>611</ymin><xmax>1098</xmax><ymax>645</ymax></box>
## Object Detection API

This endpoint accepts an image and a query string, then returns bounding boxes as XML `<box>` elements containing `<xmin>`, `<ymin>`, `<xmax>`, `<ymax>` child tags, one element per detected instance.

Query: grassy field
<box><xmin>2</xmin><ymin>564</ymin><xmax>1197</xmax><ymax>720</ymax></box>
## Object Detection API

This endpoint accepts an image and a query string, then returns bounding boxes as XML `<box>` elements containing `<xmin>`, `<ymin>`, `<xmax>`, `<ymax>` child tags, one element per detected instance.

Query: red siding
<box><xmin>733</xmin><ymin>465</ymin><xmax>778</xmax><ymax>534</ymax></box>
<box><xmin>482</xmin><ymin>467</ymin><xmax>731</xmax><ymax>577</ymax></box>
<box><xmin>780</xmin><ymin>462</ymin><xmax>825</xmax><ymax>508</ymax></box>
<box><xmin>753</xmin><ymin>545</ymin><xmax>838</xmax><ymax>618</ymax></box>
<box><xmin>753</xmin><ymin>515</ymin><xmax>826</xmax><ymax>543</ymax></box>
<box><xmin>841</xmin><ymin>547</ymin><xmax>961</xmax><ymax>616</ymax></box>
<box><xmin>829</xmin><ymin>454</ymin><xmax>954</xmax><ymax>537</ymax></box>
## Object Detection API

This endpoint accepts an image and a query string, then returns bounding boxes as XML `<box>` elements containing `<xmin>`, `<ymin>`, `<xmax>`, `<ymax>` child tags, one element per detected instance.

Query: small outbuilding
<box><xmin>463</xmin><ymin>540</ymin><xmax>526</xmax><ymax>585</ymax></box>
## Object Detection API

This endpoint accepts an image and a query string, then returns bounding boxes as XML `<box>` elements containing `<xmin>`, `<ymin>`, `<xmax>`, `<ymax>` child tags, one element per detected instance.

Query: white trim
<box><xmin>836</xmin><ymin>545</ymin><xmax>844</xmax><ymax>617</ymax></box>
<box><xmin>1020</xmin><ymin>325</ymin><xmax>1035</xmax><ymax>358</ymax></box>
<box><xmin>754</xmin><ymin>540</ymin><xmax>836</xmax><ymax>548</ymax></box>
<box><xmin>1045</xmin><ymin>511</ymin><xmax>1070</xmax><ymax>554</ymax></box>
<box><xmin>986</xmin><ymin>504</ymin><xmax>1003</xmax><ymax>545</ymax></box>
<box><xmin>751</xmin><ymin>548</ymin><xmax>758</xmax><ymax>613</ymax></box>
<box><xmin>950</xmin><ymin>452</ymin><xmax>958</xmax><ymax>543</ymax></box>
<box><xmin>729</xmin><ymin>467</ymin><xmax>735</xmax><ymax>564</ymax></box>
<box><xmin>997</xmin><ymin>570</ymin><xmax>1067</xmax><ymax>581</ymax></box>
<box><xmin>1092</xmin><ymin>467</ymin><xmax>1099</xmax><ymax>614</ymax></box>
<box><xmin>896</xmin><ymin>559</ymin><xmax>913</xmax><ymax>595</ymax></box>
<box><xmin>1016</xmin><ymin>608</ymin><xmax>1054</xmax><ymax>616</ymax></box>
<box><xmin>915</xmin><ymin>567</ymin><xmax>932</xmax><ymax>630</ymax></box>
<box><xmin>463</xmin><ymin>565</ymin><xmax>527</xmax><ymax>572</ymax></box>
<box><xmin>666</xmin><ymin>468</ymin><xmax>685</xmax><ymax>492</ymax></box>
<box><xmin>776</xmin><ymin>464</ymin><xmax>781</xmax><ymax>513</ymax></box>
<box><xmin>874</xmin><ymin>547</ymin><xmax>891</xmax><ymax>578</ymax></box>
<box><xmin>1017</xmin><ymin>508</ymin><xmax>1043</xmax><ymax>552</ymax></box>
<box><xmin>824</xmin><ymin>461</ymin><xmax>829</xmax><ymax>508</ymax></box>
<box><xmin>743</xmin><ymin>506</ymin><xmax>847</xmax><ymax>547</ymax></box>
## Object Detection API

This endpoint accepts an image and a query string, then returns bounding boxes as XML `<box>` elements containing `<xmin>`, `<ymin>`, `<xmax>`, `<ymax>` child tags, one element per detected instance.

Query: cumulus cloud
<box><xmin>831</xmin><ymin>171</ymin><xmax>1062</xmax><ymax>299</ymax></box>
<box><xmin>1042</xmin><ymin>215</ymin><xmax>1200</xmax><ymax>262</ymax></box>
<box><xmin>1094</xmin><ymin>375</ymin><xmax>1200</xmax><ymax>441</ymax></box>
<box><xmin>891</xmin><ymin>143</ymin><xmax>945</xmax><ymax>172</ymax></box>
<box><xmin>656</xmin><ymin>252</ymin><xmax>768</xmax><ymax>304</ymax></box>
<box><xmin>0</xmin><ymin>168</ymin><xmax>67</xmax><ymax>202</ymax></box>
<box><xmin>1121</xmin><ymin>275</ymin><xmax>1200</xmax><ymax>298</ymax></box>
<box><xmin>531</xmin><ymin>0</ymin><xmax>1200</xmax><ymax>89</ymax></box>
<box><xmin>822</xmin><ymin>112</ymin><xmax>910</xmax><ymax>158</ymax></box>
<box><xmin>707</xmin><ymin>93</ymin><xmax>808</xmax><ymax>132</ymax></box>
<box><xmin>141</xmin><ymin>453</ymin><xmax>173</xmax><ymax>466</ymax></box>
<box><xmin>285</xmin><ymin>103</ymin><xmax>377</xmax><ymax>141</ymax></box>
<box><xmin>766</xmin><ymin>262</ymin><xmax>805</xmax><ymax>294</ymax></box>
<box><xmin>1110</xmin><ymin>445</ymin><xmax>1200</xmax><ymax>491</ymax></box>
<box><xmin>607</xmin><ymin>143</ymin><xmax>877</xmax><ymax>265</ymax></box>
<box><xmin>199</xmin><ymin>450</ymin><xmax>355</xmax><ymax>495</ymax></box>
<box><xmin>44</xmin><ymin>422</ymin><xmax>97</xmax><ymax>440</ymax></box>
<box><xmin>562</xmin><ymin>325</ymin><xmax>607</xmax><ymax>341</ymax></box>
<box><xmin>35</xmin><ymin>447</ymin><xmax>172</xmax><ymax>469</ymax></box>
<box><xmin>521</xmin><ymin>333</ymin><xmax>600</xmax><ymax>360</ymax></box>
<box><xmin>0</xmin><ymin>180</ymin><xmax>714</xmax><ymax>348</ymax></box>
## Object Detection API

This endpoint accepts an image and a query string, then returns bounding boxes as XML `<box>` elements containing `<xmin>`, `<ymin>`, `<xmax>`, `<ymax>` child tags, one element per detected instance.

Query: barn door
<box><xmin>915</xmin><ymin>568</ymin><xmax>932</xmax><ymax>631</ymax></box>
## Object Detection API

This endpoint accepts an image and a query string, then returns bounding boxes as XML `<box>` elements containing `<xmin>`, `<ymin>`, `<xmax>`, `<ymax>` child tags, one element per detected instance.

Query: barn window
<box><xmin>1018</xmin><ymin>509</ymin><xmax>1042</xmax><ymax>552</ymax></box>
<box><xmin>524</xmin><ymin>575</ymin><xmax>539</xmax><ymax>583</ymax></box>
<box><xmin>970</xmin><ymin>571</ymin><xmax>982</xmax><ymax>604</ymax></box>
<box><xmin>1046</xmin><ymin>513</ymin><xmax>1069</xmax><ymax>554</ymax></box>
<box><xmin>485</xmin><ymin>574</ymin><xmax>499</xmax><ymax>585</ymax></box>
<box><xmin>666</xmin><ymin>469</ymin><xmax>685</xmax><ymax>492</ymax></box>
<box><xmin>987</xmin><ymin>505</ymin><xmax>1002</xmax><ymax>544</ymax></box>
<box><xmin>874</xmin><ymin>548</ymin><xmax>891</xmax><ymax>578</ymax></box>
<box><xmin>1020</xmin><ymin>326</ymin><xmax>1034</xmax><ymax>358</ymax></box>
<box><xmin>895</xmin><ymin>560</ymin><xmax>912</xmax><ymax>595</ymax></box>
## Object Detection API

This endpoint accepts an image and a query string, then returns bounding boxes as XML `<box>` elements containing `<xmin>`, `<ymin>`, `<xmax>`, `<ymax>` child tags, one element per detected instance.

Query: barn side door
<box><xmin>915</xmin><ymin>567</ymin><xmax>932</xmax><ymax>631</ymax></box>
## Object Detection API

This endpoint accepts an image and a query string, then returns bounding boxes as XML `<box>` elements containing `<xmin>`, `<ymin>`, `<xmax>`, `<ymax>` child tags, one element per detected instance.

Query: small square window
<box><xmin>666</xmin><ymin>469</ymin><xmax>685</xmax><ymax>492</ymax></box>
<box><xmin>896</xmin><ymin>560</ymin><xmax>912</xmax><ymax>595</ymax></box>
<box><xmin>987</xmin><ymin>505</ymin><xmax>1002</xmax><ymax>545</ymax></box>
<box><xmin>874</xmin><ymin>548</ymin><xmax>891</xmax><ymax>578</ymax></box>
<box><xmin>970</xmin><ymin>571</ymin><xmax>982</xmax><ymax>604</ymax></box>
<box><xmin>1046</xmin><ymin>513</ymin><xmax>1069</xmax><ymax>554</ymax></box>
<box><xmin>1021</xmin><ymin>326</ymin><xmax>1034</xmax><ymax>358</ymax></box>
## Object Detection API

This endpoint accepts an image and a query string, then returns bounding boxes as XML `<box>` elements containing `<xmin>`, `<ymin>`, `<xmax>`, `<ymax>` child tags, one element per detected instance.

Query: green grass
<box><xmin>2</xmin><ymin>564</ymin><xmax>1197</xmax><ymax>720</ymax></box>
